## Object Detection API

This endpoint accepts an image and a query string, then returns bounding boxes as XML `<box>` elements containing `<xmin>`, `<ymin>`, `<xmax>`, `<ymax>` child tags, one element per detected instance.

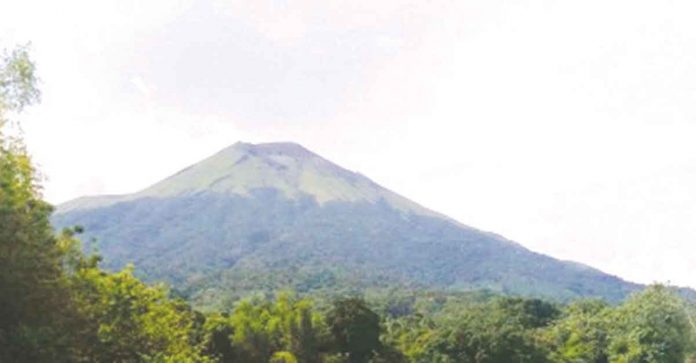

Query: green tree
<box><xmin>608</xmin><ymin>285</ymin><xmax>691</xmax><ymax>363</ymax></box>
<box><xmin>430</xmin><ymin>297</ymin><xmax>551</xmax><ymax>363</ymax></box>
<box><xmin>0</xmin><ymin>43</ymin><xmax>78</xmax><ymax>362</ymax></box>
<box><xmin>203</xmin><ymin>313</ymin><xmax>237</xmax><ymax>362</ymax></box>
<box><xmin>543</xmin><ymin>299</ymin><xmax>611</xmax><ymax>363</ymax></box>
<box><xmin>687</xmin><ymin>300</ymin><xmax>696</xmax><ymax>362</ymax></box>
<box><xmin>67</xmin><ymin>265</ymin><xmax>208</xmax><ymax>362</ymax></box>
<box><xmin>274</xmin><ymin>293</ymin><xmax>323</xmax><ymax>363</ymax></box>
<box><xmin>0</xmin><ymin>44</ymin><xmax>40</xmax><ymax>122</ymax></box>
<box><xmin>270</xmin><ymin>351</ymin><xmax>298</xmax><ymax>363</ymax></box>
<box><xmin>382</xmin><ymin>314</ymin><xmax>439</xmax><ymax>363</ymax></box>
<box><xmin>326</xmin><ymin>298</ymin><xmax>382</xmax><ymax>363</ymax></box>
<box><xmin>229</xmin><ymin>298</ymin><xmax>282</xmax><ymax>363</ymax></box>
<box><xmin>219</xmin><ymin>293</ymin><xmax>325</xmax><ymax>363</ymax></box>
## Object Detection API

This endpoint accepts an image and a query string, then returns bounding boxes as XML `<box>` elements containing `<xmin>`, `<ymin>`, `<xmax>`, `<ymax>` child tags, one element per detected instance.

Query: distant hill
<box><xmin>53</xmin><ymin>142</ymin><xmax>640</xmax><ymax>306</ymax></box>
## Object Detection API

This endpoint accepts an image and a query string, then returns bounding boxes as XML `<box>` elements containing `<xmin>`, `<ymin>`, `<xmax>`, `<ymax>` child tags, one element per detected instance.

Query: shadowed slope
<box><xmin>53</xmin><ymin>142</ymin><xmax>640</xmax><ymax>305</ymax></box>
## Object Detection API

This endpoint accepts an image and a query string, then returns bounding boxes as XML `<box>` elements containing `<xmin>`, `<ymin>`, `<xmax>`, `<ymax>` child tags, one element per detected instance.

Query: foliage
<box><xmin>543</xmin><ymin>299</ymin><xmax>611</xmax><ymax>363</ymax></box>
<box><xmin>607</xmin><ymin>285</ymin><xmax>692</xmax><ymax>363</ymax></box>
<box><xmin>326</xmin><ymin>298</ymin><xmax>382</xmax><ymax>363</ymax></box>
<box><xmin>68</xmin><ymin>264</ymin><xmax>208</xmax><ymax>362</ymax></box>
<box><xmin>271</xmin><ymin>351</ymin><xmax>298</xmax><ymax>363</ymax></box>
<box><xmin>0</xmin><ymin>44</ymin><xmax>72</xmax><ymax>362</ymax></box>
<box><xmin>202</xmin><ymin>313</ymin><xmax>236</xmax><ymax>362</ymax></box>
<box><xmin>425</xmin><ymin>298</ymin><xmax>553</xmax><ymax>363</ymax></box>
<box><xmin>0</xmin><ymin>43</ymin><xmax>40</xmax><ymax>120</ymax></box>
<box><xmin>201</xmin><ymin>292</ymin><xmax>327</xmax><ymax>363</ymax></box>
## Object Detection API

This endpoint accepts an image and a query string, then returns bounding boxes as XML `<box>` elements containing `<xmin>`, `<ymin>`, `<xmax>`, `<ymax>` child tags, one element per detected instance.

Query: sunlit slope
<box><xmin>54</xmin><ymin>142</ymin><xmax>639</xmax><ymax>303</ymax></box>
<box><xmin>58</xmin><ymin>142</ymin><xmax>437</xmax><ymax>217</ymax></box>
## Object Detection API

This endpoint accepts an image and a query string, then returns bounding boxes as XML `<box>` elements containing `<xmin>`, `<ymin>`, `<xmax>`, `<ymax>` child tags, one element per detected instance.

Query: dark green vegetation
<box><xmin>4</xmin><ymin>47</ymin><xmax>696</xmax><ymax>362</ymax></box>
<box><xmin>54</xmin><ymin>141</ymin><xmax>640</xmax><ymax>307</ymax></box>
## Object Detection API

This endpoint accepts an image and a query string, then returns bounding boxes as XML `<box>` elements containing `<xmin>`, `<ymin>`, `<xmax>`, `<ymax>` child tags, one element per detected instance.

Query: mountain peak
<box><xmin>58</xmin><ymin>141</ymin><xmax>437</xmax><ymax>217</ymax></box>
<box><xmin>53</xmin><ymin>141</ymin><xmax>642</xmax><ymax>304</ymax></box>
<box><xmin>231</xmin><ymin>142</ymin><xmax>316</xmax><ymax>159</ymax></box>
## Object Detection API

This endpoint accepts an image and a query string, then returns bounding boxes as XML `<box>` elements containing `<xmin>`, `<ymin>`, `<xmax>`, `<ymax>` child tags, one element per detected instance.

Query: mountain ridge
<box><xmin>53</xmin><ymin>141</ymin><xmax>642</xmax><ymax>306</ymax></box>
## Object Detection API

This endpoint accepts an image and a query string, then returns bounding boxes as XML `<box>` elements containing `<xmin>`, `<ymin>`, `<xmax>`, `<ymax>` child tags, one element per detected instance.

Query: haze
<box><xmin>2</xmin><ymin>0</ymin><xmax>695</xmax><ymax>288</ymax></box>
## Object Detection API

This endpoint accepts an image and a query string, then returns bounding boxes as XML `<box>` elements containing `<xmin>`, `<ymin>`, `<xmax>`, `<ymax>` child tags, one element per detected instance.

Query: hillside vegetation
<box><xmin>55</xmin><ymin>142</ymin><xmax>639</xmax><ymax>306</ymax></box>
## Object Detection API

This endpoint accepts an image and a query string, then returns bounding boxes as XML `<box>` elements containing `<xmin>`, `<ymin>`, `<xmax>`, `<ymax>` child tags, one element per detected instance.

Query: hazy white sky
<box><xmin>2</xmin><ymin>0</ymin><xmax>696</xmax><ymax>288</ymax></box>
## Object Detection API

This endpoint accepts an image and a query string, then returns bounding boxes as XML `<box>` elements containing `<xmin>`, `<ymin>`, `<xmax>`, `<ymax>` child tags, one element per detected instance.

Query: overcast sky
<box><xmin>2</xmin><ymin>0</ymin><xmax>696</xmax><ymax>288</ymax></box>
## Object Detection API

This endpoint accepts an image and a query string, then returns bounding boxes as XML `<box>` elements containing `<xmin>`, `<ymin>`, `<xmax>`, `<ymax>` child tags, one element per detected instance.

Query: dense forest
<box><xmin>2</xmin><ymin>47</ymin><xmax>696</xmax><ymax>363</ymax></box>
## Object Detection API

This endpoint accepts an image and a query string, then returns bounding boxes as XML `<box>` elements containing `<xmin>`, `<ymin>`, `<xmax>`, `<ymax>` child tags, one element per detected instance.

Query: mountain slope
<box><xmin>59</xmin><ymin>142</ymin><xmax>440</xmax><ymax>216</ymax></box>
<box><xmin>53</xmin><ymin>142</ymin><xmax>639</xmax><ymax>305</ymax></box>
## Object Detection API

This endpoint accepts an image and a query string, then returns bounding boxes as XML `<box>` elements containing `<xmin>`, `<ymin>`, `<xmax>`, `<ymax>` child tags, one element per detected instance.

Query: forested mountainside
<box><xmin>54</xmin><ymin>142</ymin><xmax>639</xmax><ymax>306</ymax></box>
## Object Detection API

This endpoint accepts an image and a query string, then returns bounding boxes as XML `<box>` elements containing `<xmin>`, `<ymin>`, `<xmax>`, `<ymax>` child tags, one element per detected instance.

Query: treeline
<box><xmin>2</xmin><ymin>46</ymin><xmax>696</xmax><ymax>363</ymax></box>
<box><xmin>3</xmin><ymin>227</ymin><xmax>696</xmax><ymax>363</ymax></box>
